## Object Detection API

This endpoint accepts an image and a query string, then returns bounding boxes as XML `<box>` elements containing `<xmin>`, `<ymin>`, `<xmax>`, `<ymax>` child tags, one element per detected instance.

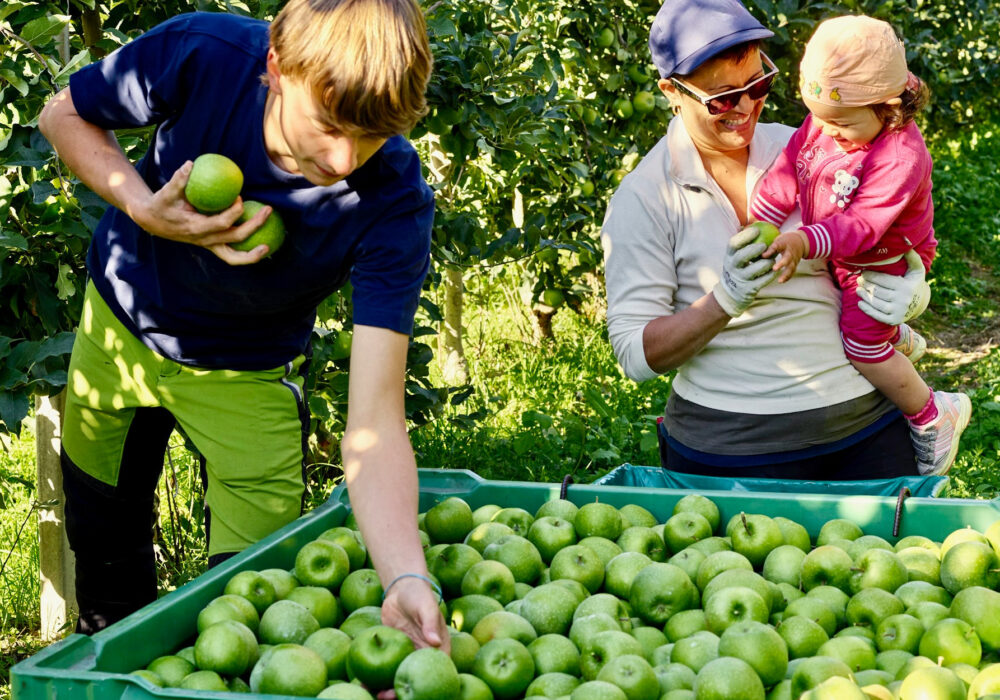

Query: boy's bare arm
<box><xmin>38</xmin><ymin>87</ymin><xmax>269</xmax><ymax>265</ymax></box>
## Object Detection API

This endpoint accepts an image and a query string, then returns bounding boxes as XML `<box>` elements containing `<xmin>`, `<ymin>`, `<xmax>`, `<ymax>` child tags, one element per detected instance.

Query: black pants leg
<box><xmin>62</xmin><ymin>406</ymin><xmax>176</xmax><ymax>634</ymax></box>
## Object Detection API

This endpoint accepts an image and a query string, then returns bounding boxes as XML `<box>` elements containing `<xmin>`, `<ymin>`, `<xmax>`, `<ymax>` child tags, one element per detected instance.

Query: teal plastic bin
<box><xmin>591</xmin><ymin>463</ymin><xmax>950</xmax><ymax>498</ymax></box>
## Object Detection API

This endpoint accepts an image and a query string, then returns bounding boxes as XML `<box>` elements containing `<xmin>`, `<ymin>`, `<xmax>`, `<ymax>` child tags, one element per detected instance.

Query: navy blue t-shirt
<box><xmin>69</xmin><ymin>12</ymin><xmax>434</xmax><ymax>370</ymax></box>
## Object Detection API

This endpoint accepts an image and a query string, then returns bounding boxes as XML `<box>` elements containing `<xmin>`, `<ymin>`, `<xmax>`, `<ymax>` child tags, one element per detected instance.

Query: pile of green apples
<box><xmin>133</xmin><ymin>494</ymin><xmax>1000</xmax><ymax>700</ymax></box>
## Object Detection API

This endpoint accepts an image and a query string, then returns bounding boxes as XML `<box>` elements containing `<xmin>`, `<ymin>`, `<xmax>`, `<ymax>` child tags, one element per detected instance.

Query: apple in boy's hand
<box><xmin>745</xmin><ymin>221</ymin><xmax>781</xmax><ymax>247</ymax></box>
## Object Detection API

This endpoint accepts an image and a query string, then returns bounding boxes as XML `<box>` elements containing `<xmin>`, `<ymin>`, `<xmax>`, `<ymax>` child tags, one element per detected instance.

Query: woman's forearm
<box><xmin>641</xmin><ymin>292</ymin><xmax>732</xmax><ymax>373</ymax></box>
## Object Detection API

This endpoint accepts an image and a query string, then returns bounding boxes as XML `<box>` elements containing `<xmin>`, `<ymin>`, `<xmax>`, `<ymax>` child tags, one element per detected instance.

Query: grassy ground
<box><xmin>2</xmin><ymin>127</ymin><xmax>999</xmax><ymax>696</ymax></box>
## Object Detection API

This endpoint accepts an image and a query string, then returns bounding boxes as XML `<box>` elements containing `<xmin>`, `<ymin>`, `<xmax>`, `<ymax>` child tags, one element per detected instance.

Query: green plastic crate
<box><xmin>592</xmin><ymin>463</ymin><xmax>951</xmax><ymax>498</ymax></box>
<box><xmin>12</xmin><ymin>468</ymin><xmax>1000</xmax><ymax>700</ymax></box>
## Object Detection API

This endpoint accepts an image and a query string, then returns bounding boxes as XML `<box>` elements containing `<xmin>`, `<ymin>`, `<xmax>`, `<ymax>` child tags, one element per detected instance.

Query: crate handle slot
<box><xmin>893</xmin><ymin>486</ymin><xmax>912</xmax><ymax>537</ymax></box>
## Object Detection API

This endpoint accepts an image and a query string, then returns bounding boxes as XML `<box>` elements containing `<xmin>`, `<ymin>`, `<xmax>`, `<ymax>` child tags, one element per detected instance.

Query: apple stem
<box><xmin>741</xmin><ymin>512</ymin><xmax>750</xmax><ymax>534</ymax></box>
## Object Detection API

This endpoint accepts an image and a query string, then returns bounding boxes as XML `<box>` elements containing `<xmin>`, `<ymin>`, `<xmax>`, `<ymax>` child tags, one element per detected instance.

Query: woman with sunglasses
<box><xmin>601</xmin><ymin>0</ymin><xmax>931</xmax><ymax>479</ymax></box>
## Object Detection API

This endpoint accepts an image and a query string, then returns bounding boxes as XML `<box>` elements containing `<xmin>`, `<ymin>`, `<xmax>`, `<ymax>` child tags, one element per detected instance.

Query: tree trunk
<box><xmin>35</xmin><ymin>391</ymin><xmax>76</xmax><ymax>641</ymax></box>
<box><xmin>533</xmin><ymin>308</ymin><xmax>555</xmax><ymax>340</ymax></box>
<box><xmin>438</xmin><ymin>266</ymin><xmax>469</xmax><ymax>385</ymax></box>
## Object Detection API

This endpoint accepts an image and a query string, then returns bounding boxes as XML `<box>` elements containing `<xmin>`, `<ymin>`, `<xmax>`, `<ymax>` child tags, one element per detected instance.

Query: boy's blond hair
<box><xmin>270</xmin><ymin>0</ymin><xmax>432</xmax><ymax>138</ymax></box>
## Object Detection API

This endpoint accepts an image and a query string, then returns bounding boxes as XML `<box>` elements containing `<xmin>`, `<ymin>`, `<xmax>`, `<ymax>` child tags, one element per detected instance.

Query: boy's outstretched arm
<box><xmin>38</xmin><ymin>87</ymin><xmax>269</xmax><ymax>265</ymax></box>
<box><xmin>342</xmin><ymin>324</ymin><xmax>449</xmax><ymax>654</ymax></box>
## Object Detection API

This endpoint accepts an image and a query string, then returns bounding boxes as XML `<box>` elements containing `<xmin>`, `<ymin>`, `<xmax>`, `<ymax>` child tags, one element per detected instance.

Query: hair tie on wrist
<box><xmin>381</xmin><ymin>573</ymin><xmax>443</xmax><ymax>603</ymax></box>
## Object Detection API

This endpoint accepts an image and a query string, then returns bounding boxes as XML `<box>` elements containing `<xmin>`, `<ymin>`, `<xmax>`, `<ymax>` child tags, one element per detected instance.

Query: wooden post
<box><xmin>35</xmin><ymin>391</ymin><xmax>76</xmax><ymax>640</ymax></box>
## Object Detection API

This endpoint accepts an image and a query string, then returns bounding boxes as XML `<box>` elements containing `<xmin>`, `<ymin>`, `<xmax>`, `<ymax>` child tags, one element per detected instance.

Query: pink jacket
<box><xmin>751</xmin><ymin>115</ymin><xmax>936</xmax><ymax>271</ymax></box>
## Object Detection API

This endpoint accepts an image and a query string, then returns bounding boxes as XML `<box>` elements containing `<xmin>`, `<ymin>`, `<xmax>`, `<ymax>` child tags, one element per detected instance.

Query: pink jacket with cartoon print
<box><xmin>750</xmin><ymin>114</ymin><xmax>937</xmax><ymax>272</ymax></box>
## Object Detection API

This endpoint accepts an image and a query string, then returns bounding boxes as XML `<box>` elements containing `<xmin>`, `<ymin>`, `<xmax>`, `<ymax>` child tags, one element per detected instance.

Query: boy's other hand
<box><xmin>135</xmin><ymin>161</ymin><xmax>271</xmax><ymax>265</ymax></box>
<box><xmin>765</xmin><ymin>230</ymin><xmax>808</xmax><ymax>283</ymax></box>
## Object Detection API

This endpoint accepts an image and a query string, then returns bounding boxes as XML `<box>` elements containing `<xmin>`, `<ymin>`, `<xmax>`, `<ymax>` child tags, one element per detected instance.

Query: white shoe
<box><xmin>894</xmin><ymin>324</ymin><xmax>926</xmax><ymax>363</ymax></box>
<box><xmin>910</xmin><ymin>391</ymin><xmax>973</xmax><ymax>475</ymax></box>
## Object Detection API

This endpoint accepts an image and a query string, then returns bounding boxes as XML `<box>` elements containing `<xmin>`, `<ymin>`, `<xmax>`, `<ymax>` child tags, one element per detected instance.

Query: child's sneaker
<box><xmin>893</xmin><ymin>324</ymin><xmax>926</xmax><ymax>363</ymax></box>
<box><xmin>910</xmin><ymin>391</ymin><xmax>972</xmax><ymax>475</ymax></box>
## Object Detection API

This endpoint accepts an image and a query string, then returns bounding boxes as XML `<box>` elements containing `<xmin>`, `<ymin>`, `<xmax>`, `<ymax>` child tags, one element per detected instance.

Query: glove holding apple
<box><xmin>856</xmin><ymin>249</ymin><xmax>931</xmax><ymax>325</ymax></box>
<box><xmin>712</xmin><ymin>225</ymin><xmax>779</xmax><ymax>317</ymax></box>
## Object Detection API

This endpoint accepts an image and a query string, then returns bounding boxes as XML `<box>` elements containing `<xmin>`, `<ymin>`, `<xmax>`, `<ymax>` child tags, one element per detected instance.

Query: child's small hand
<box><xmin>764</xmin><ymin>230</ymin><xmax>809</xmax><ymax>283</ymax></box>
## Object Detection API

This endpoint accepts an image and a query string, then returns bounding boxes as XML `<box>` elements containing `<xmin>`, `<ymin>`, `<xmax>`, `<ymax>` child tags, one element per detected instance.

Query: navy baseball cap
<box><xmin>649</xmin><ymin>0</ymin><xmax>774</xmax><ymax>78</ymax></box>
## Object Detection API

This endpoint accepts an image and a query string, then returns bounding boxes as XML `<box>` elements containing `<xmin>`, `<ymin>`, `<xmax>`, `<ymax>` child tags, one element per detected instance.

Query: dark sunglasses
<box><xmin>671</xmin><ymin>53</ymin><xmax>779</xmax><ymax>115</ymax></box>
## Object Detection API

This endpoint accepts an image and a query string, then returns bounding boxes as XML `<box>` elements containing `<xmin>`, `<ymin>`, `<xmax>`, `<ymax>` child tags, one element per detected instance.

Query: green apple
<box><xmin>703</xmin><ymin>586</ymin><xmax>769</xmax><ymax>634</ymax></box>
<box><xmin>853</xmin><ymin>668</ymin><xmax>893</xmax><ymax>688</ymax></box>
<box><xmin>893</xmin><ymin>653</ymin><xmax>937</xmax><ymax>681</ymax></box>
<box><xmin>775</xmin><ymin>582</ymin><xmax>805</xmax><ymax>610</ymax></box>
<box><xmin>528</xmin><ymin>634</ymin><xmax>581</xmax><ymax>676</ymax></box>
<box><xmin>848</xmin><ymin>549</ymin><xmax>909</xmax><ymax>594</ymax></box>
<box><xmin>129</xmin><ymin>670</ymin><xmax>164</xmax><ymax>687</ymax></box>
<box><xmin>346</xmin><ymin>625</ymin><xmax>415</xmax><ymax>691</ymax></box>
<box><xmin>425</xmin><ymin>497</ymin><xmax>475</xmax><ymax>544</ymax></box>
<box><xmin>570</xmin><ymin>680</ymin><xmax>628</xmax><ymax>700</ymax></box>
<box><xmin>898</xmin><ymin>665</ymin><xmax>965</xmax><ymax>700</ymax></box>
<box><xmin>950</xmin><ymin>585</ymin><xmax>1000</xmax><ymax>652</ymax></box>
<box><xmin>518</xmin><ymin>582</ymin><xmax>578</xmax><ymax>636</ymax></box>
<box><xmin>259</xmin><ymin>568</ymin><xmax>298</xmax><ymax>600</ymax></box>
<box><xmin>447</xmin><ymin>629</ymin><xmax>480</xmax><ymax>673</ymax></box>
<box><xmin>457</xmin><ymin>672</ymin><xmax>493</xmax><ymax>700</ymax></box>
<box><xmin>525</xmin><ymin>671</ymin><xmax>581</xmax><ymax>698</ymax></box>
<box><xmin>574</xmin><ymin>592</ymin><xmax>632</xmax><ymax>629</ymax></box>
<box><xmin>180</xmin><ymin>670</ymin><xmax>228</xmax><ymax>691</ymax></box>
<box><xmin>145</xmin><ymin>655</ymin><xmax>194</xmax><ymax>688</ymax></box>
<box><xmin>570</xmin><ymin>613</ymin><xmax>623</xmax><ymax>651</ymax></box>
<box><xmin>906</xmin><ymin>600</ymin><xmax>950</xmax><ymax>629</ymax></box>
<box><xmin>472</xmin><ymin>504</ymin><xmax>502</xmax><ymax>526</ymax></box>
<box><xmin>701</xmin><ymin>569</ymin><xmax>774</xmax><ymax>615</ymax></box>
<box><xmin>782</xmin><ymin>597</ymin><xmax>838</xmax><ymax>637</ymax></box>
<box><xmin>617</xmin><ymin>527</ymin><xmax>667</xmax><ymax>562</ymax></box>
<box><xmin>318</xmin><ymin>526</ymin><xmax>368</xmax><ymax>571</ymax></box>
<box><xmin>696</xmin><ymin>550</ymin><xmax>753</xmax><ymax>591</ymax></box>
<box><xmin>431</xmin><ymin>543</ymin><xmax>484</xmax><ymax>598</ymax></box>
<box><xmin>579</xmin><ymin>536</ymin><xmax>624</xmax><ymax>567</ymax></box>
<box><xmin>286</xmin><ymin>585</ymin><xmax>343</xmax><ymax>627</ymax></box>
<box><xmin>687</xmin><ymin>537</ymin><xmax>731</xmax><ymax>556</ymax></box>
<box><xmin>491</xmin><ymin>507</ymin><xmax>535</xmax><ymax>537</ymax></box>
<box><xmin>693</xmin><ymin>655</ymin><xmax>765</xmax><ymax>700</ymax></box>
<box><xmin>197</xmin><ymin>593</ymin><xmax>260</xmax><ymax>633</ymax></box>
<box><xmin>875</xmin><ymin>648</ymin><xmax>913</xmax><ymax>676</ymax></box>
<box><xmin>773</xmin><ymin>517</ymin><xmax>811</xmax><ymax>553</ymax></box>
<box><xmin>940</xmin><ymin>525</ymin><xmax>989</xmax><ymax>557</ymax></box>
<box><xmin>550</xmin><ymin>577</ymin><xmax>591</xmax><ymax>604</ymax></box>
<box><xmin>896</xmin><ymin>546</ymin><xmax>942</xmax><ymax>585</ymax></box>
<box><xmin>789</xmin><ymin>655</ymin><xmax>853</xmax><ymax>698</ymax></box>
<box><xmin>294</xmin><ymin>539</ymin><xmax>350</xmax><ymax>590</ymax></box>
<box><xmin>800</xmin><ymin>675</ymin><xmax>868</xmax><ymax>699</ymax></box>
<box><xmin>473</xmin><ymin>638</ymin><xmax>535</xmax><ymax>700</ymax></box>
<box><xmin>575</xmin><ymin>502</ymin><xmax>624</xmax><ymax>540</ymax></box>
<box><xmin>254</xmin><ymin>643</ymin><xmax>328</xmax><ymax>697</ymax></box>
<box><xmin>845</xmin><ymin>587</ymin><xmax>904</xmax><ymax>628</ymax></box>
<box><xmin>776</xmin><ymin>615</ymin><xmax>829</xmax><ymax>659</ymax></box>
<box><xmin>873</xmin><ymin>613</ymin><xmax>924</xmax><ymax>654</ymax></box>
<box><xmin>629</xmin><ymin>562</ymin><xmax>699</xmax><ymax>626</ymax></box>
<box><xmin>985</xmin><ymin>519</ymin><xmax>1000</xmax><ymax>555</ymax></box>
<box><xmin>845</xmin><ymin>535</ymin><xmax>894</xmax><ymax>560</ymax></box>
<box><xmin>528</xmin><ymin>516</ymin><xmax>578</xmax><ymax>564</ymax></box>
<box><xmin>718</xmin><ymin>620</ymin><xmax>788</xmax><ymax>687</ymax></box>
<box><xmin>816</xmin><ymin>519</ymin><xmax>863</xmax><ymax>546</ymax></box>
<box><xmin>258</xmin><ymin>599</ymin><xmax>320</xmax><ymax>645</ymax></box>
<box><xmin>663</xmin><ymin>512</ymin><xmax>713</xmax><ymax>554</ymax></box>
<box><xmin>940</xmin><ymin>540</ymin><xmax>1000</xmax><ymax>593</ymax></box>
<box><xmin>604</xmin><ymin>551</ymin><xmax>653</xmax><ymax>599</ymax></box>
<box><xmin>894</xmin><ymin>534</ymin><xmax>940</xmax><ymax>554</ymax></box>
<box><xmin>631</xmin><ymin>625</ymin><xmax>668</xmax><ymax>662</ymax></box>
<box><xmin>579</xmin><ymin>629</ymin><xmax>645</xmax><ymax>680</ymax></box>
<box><xmin>894</xmin><ymin>580</ymin><xmax>952</xmax><ymax>608</ymax></box>
<box><xmin>448</xmin><ymin>593</ymin><xmax>504</xmax><ymax>633</ymax></box>
<box><xmin>318</xmin><ymin>682</ymin><xmax>374</xmax><ymax>700</ymax></box>
<box><xmin>550</xmin><ymin>543</ymin><xmax>605</xmax><ymax>593</ymax></box>
<box><xmin>596</xmin><ymin>653</ymin><xmax>659</xmax><ymax>700</ymax></box>
<box><xmin>664</xmin><ymin>609</ymin><xmax>707</xmax><ymax>642</ymax></box>
<box><xmin>672</xmin><ymin>494</ymin><xmax>721</xmax><ymax>533</ymax></box>
<box><xmin>338</xmin><ymin>568</ymin><xmax>383</xmax><ymax>615</ymax></box>
<box><xmin>461</xmin><ymin>559</ymin><xmax>517</xmax><ymax>604</ymax></box>
<box><xmin>471</xmin><ymin>609</ymin><xmax>538</xmax><ymax>646</ymax></box>
<box><xmin>535</xmin><ymin>499</ymin><xmax>580</xmax><ymax>522</ymax></box>
<box><xmin>730</xmin><ymin>513</ymin><xmax>784</xmax><ymax>568</ymax></box>
<box><xmin>394</xmin><ymin>647</ymin><xmax>461</xmax><ymax>700</ymax></box>
<box><xmin>744</xmin><ymin>220</ymin><xmax>780</xmax><ymax>248</ymax></box>
<box><xmin>619</xmin><ymin>504</ymin><xmax>658</xmax><ymax>529</ymax></box>
<box><xmin>835</xmin><ymin>624</ymin><xmax>875</xmax><ymax>642</ymax></box>
<box><xmin>224</xmin><ymin>570</ymin><xmax>277</xmax><ymax>614</ymax></box>
<box><xmin>339</xmin><ymin>605</ymin><xmax>382</xmax><ymax>638</ymax></box>
<box><xmin>667</xmin><ymin>548</ymin><xmax>706</xmax><ymax>582</ymax></box>
<box><xmin>760</xmin><ymin>545</ymin><xmax>805</xmax><ymax>587</ymax></box>
<box><xmin>919</xmin><ymin>617</ymin><xmax>982</xmax><ymax>666</ymax></box>
<box><xmin>465</xmin><ymin>522</ymin><xmax>516</xmax><ymax>554</ymax></box>
<box><xmin>652</xmin><ymin>662</ymin><xmax>696</xmax><ymax>695</ymax></box>
<box><xmin>304</xmin><ymin>627</ymin><xmax>351</xmax><ymax>681</ymax></box>
<box><xmin>968</xmin><ymin>663</ymin><xmax>1000</xmax><ymax>699</ymax></box>
<box><xmin>817</xmin><ymin>635</ymin><xmax>876</xmax><ymax>673</ymax></box>
<box><xmin>669</xmin><ymin>630</ymin><xmax>720</xmax><ymax>673</ymax></box>
<box><xmin>194</xmin><ymin>618</ymin><xmax>259</xmax><ymax>677</ymax></box>
<box><xmin>801</xmin><ymin>545</ymin><xmax>854</xmax><ymax>593</ymax></box>
<box><xmin>484</xmin><ymin>534</ymin><xmax>545</xmax><ymax>584</ymax></box>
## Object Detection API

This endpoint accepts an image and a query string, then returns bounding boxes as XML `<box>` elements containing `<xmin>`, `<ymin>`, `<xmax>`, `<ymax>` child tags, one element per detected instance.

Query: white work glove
<box><xmin>857</xmin><ymin>249</ymin><xmax>931</xmax><ymax>325</ymax></box>
<box><xmin>712</xmin><ymin>226</ymin><xmax>779</xmax><ymax>317</ymax></box>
